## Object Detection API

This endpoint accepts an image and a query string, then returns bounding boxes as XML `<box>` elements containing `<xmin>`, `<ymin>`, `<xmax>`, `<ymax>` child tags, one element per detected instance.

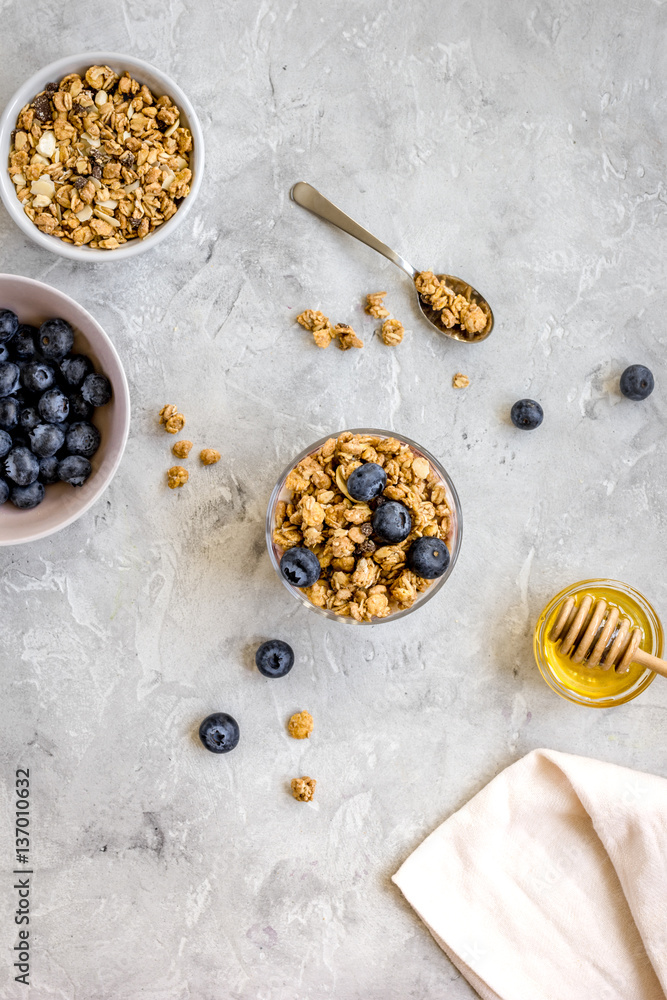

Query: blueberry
<box><xmin>0</xmin><ymin>398</ymin><xmax>19</xmax><ymax>432</ymax></box>
<box><xmin>620</xmin><ymin>364</ymin><xmax>654</xmax><ymax>401</ymax></box>
<box><xmin>81</xmin><ymin>372</ymin><xmax>112</xmax><ymax>407</ymax></box>
<box><xmin>0</xmin><ymin>344</ymin><xmax>9</xmax><ymax>363</ymax></box>
<box><xmin>5</xmin><ymin>446</ymin><xmax>39</xmax><ymax>486</ymax></box>
<box><xmin>66</xmin><ymin>421</ymin><xmax>100</xmax><ymax>458</ymax></box>
<box><xmin>255</xmin><ymin>639</ymin><xmax>294</xmax><ymax>678</ymax></box>
<box><xmin>198</xmin><ymin>712</ymin><xmax>240</xmax><ymax>754</ymax></box>
<box><xmin>69</xmin><ymin>391</ymin><xmax>94</xmax><ymax>421</ymax></box>
<box><xmin>21</xmin><ymin>360</ymin><xmax>55</xmax><ymax>393</ymax></box>
<box><xmin>371</xmin><ymin>500</ymin><xmax>412</xmax><ymax>542</ymax></box>
<box><xmin>29</xmin><ymin>422</ymin><xmax>66</xmax><ymax>458</ymax></box>
<box><xmin>58</xmin><ymin>454</ymin><xmax>91</xmax><ymax>487</ymax></box>
<box><xmin>0</xmin><ymin>309</ymin><xmax>19</xmax><ymax>343</ymax></box>
<box><xmin>10</xmin><ymin>481</ymin><xmax>45</xmax><ymax>509</ymax></box>
<box><xmin>19</xmin><ymin>406</ymin><xmax>40</xmax><ymax>432</ymax></box>
<box><xmin>38</xmin><ymin>318</ymin><xmax>74</xmax><ymax>360</ymax></box>
<box><xmin>0</xmin><ymin>478</ymin><xmax>8</xmax><ymax>504</ymax></box>
<box><xmin>510</xmin><ymin>398</ymin><xmax>543</xmax><ymax>430</ymax></box>
<box><xmin>0</xmin><ymin>362</ymin><xmax>20</xmax><ymax>397</ymax></box>
<box><xmin>13</xmin><ymin>325</ymin><xmax>39</xmax><ymax>359</ymax></box>
<box><xmin>60</xmin><ymin>354</ymin><xmax>93</xmax><ymax>388</ymax></box>
<box><xmin>0</xmin><ymin>430</ymin><xmax>12</xmax><ymax>458</ymax></box>
<box><xmin>280</xmin><ymin>546</ymin><xmax>321</xmax><ymax>587</ymax></box>
<box><xmin>407</xmin><ymin>536</ymin><xmax>450</xmax><ymax>579</ymax></box>
<box><xmin>38</xmin><ymin>455</ymin><xmax>60</xmax><ymax>484</ymax></box>
<box><xmin>346</xmin><ymin>462</ymin><xmax>387</xmax><ymax>502</ymax></box>
<box><xmin>38</xmin><ymin>388</ymin><xmax>69</xmax><ymax>424</ymax></box>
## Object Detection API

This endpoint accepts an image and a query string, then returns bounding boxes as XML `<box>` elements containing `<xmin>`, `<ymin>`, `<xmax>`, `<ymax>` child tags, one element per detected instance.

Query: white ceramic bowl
<box><xmin>0</xmin><ymin>52</ymin><xmax>204</xmax><ymax>262</ymax></box>
<box><xmin>0</xmin><ymin>274</ymin><xmax>130</xmax><ymax>544</ymax></box>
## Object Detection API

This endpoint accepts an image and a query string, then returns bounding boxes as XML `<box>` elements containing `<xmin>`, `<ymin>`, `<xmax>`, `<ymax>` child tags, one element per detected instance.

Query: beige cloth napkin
<box><xmin>392</xmin><ymin>749</ymin><xmax>667</xmax><ymax>1000</ymax></box>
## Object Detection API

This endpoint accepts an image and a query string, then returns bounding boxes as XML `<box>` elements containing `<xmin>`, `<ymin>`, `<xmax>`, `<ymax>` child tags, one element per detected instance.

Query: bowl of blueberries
<box><xmin>0</xmin><ymin>274</ymin><xmax>130</xmax><ymax>544</ymax></box>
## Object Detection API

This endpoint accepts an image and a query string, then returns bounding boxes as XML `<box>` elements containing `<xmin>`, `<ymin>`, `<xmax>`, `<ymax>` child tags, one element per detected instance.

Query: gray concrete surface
<box><xmin>1</xmin><ymin>0</ymin><xmax>666</xmax><ymax>997</ymax></box>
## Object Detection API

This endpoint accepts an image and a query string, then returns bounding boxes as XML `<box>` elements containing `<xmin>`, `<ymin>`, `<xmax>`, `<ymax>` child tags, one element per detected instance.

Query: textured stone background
<box><xmin>1</xmin><ymin>1</ymin><xmax>666</xmax><ymax>997</ymax></box>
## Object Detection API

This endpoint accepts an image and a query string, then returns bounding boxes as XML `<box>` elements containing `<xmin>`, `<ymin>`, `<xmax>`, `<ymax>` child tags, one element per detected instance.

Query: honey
<box><xmin>534</xmin><ymin>579</ymin><xmax>663</xmax><ymax>707</ymax></box>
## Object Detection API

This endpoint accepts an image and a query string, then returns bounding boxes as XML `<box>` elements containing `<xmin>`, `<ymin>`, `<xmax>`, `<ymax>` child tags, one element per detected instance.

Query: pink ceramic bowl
<box><xmin>0</xmin><ymin>274</ymin><xmax>130</xmax><ymax>544</ymax></box>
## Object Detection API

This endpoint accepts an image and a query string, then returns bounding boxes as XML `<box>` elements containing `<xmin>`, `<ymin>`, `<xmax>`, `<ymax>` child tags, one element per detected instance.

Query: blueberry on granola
<box><xmin>620</xmin><ymin>364</ymin><xmax>654</xmax><ymax>401</ymax></box>
<box><xmin>510</xmin><ymin>399</ymin><xmax>543</xmax><ymax>430</ymax></box>
<box><xmin>58</xmin><ymin>455</ymin><xmax>91</xmax><ymax>487</ymax></box>
<box><xmin>407</xmin><ymin>536</ymin><xmax>450</xmax><ymax>579</ymax></box>
<box><xmin>372</xmin><ymin>500</ymin><xmax>412</xmax><ymax>543</ymax></box>
<box><xmin>280</xmin><ymin>546</ymin><xmax>321</xmax><ymax>588</ymax></box>
<box><xmin>198</xmin><ymin>713</ymin><xmax>240</xmax><ymax>754</ymax></box>
<box><xmin>39</xmin><ymin>318</ymin><xmax>74</xmax><ymax>360</ymax></box>
<box><xmin>38</xmin><ymin>388</ymin><xmax>69</xmax><ymax>424</ymax></box>
<box><xmin>346</xmin><ymin>462</ymin><xmax>387</xmax><ymax>502</ymax></box>
<box><xmin>4</xmin><ymin>446</ymin><xmax>39</xmax><ymax>486</ymax></box>
<box><xmin>0</xmin><ymin>309</ymin><xmax>18</xmax><ymax>343</ymax></box>
<box><xmin>0</xmin><ymin>362</ymin><xmax>20</xmax><ymax>398</ymax></box>
<box><xmin>10</xmin><ymin>481</ymin><xmax>45</xmax><ymax>509</ymax></box>
<box><xmin>255</xmin><ymin>640</ymin><xmax>295</xmax><ymax>678</ymax></box>
<box><xmin>81</xmin><ymin>373</ymin><xmax>112</xmax><ymax>407</ymax></box>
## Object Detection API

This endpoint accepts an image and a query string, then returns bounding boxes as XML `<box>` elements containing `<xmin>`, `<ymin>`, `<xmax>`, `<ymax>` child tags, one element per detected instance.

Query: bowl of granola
<box><xmin>0</xmin><ymin>52</ymin><xmax>203</xmax><ymax>260</ymax></box>
<box><xmin>267</xmin><ymin>430</ymin><xmax>462</xmax><ymax>623</ymax></box>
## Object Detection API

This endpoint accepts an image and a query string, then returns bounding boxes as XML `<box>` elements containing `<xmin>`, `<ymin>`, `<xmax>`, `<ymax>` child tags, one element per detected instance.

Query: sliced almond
<box><xmin>75</xmin><ymin>205</ymin><xmax>93</xmax><ymax>222</ymax></box>
<box><xmin>81</xmin><ymin>132</ymin><xmax>101</xmax><ymax>149</ymax></box>
<box><xmin>32</xmin><ymin>194</ymin><xmax>52</xmax><ymax>208</ymax></box>
<box><xmin>335</xmin><ymin>466</ymin><xmax>354</xmax><ymax>501</ymax></box>
<box><xmin>127</xmin><ymin>107</ymin><xmax>134</xmax><ymax>120</ymax></box>
<box><xmin>31</xmin><ymin>178</ymin><xmax>55</xmax><ymax>197</ymax></box>
<box><xmin>95</xmin><ymin>90</ymin><xmax>108</xmax><ymax>106</ymax></box>
<box><xmin>124</xmin><ymin>180</ymin><xmax>140</xmax><ymax>194</ymax></box>
<box><xmin>164</xmin><ymin>118</ymin><xmax>180</xmax><ymax>138</ymax></box>
<box><xmin>31</xmin><ymin>153</ymin><xmax>50</xmax><ymax>166</ymax></box>
<box><xmin>98</xmin><ymin>199</ymin><xmax>118</xmax><ymax>210</ymax></box>
<box><xmin>12</xmin><ymin>173</ymin><xmax>25</xmax><ymax>187</ymax></box>
<box><xmin>94</xmin><ymin>208</ymin><xmax>121</xmax><ymax>228</ymax></box>
<box><xmin>36</xmin><ymin>131</ymin><xmax>56</xmax><ymax>158</ymax></box>
<box><xmin>161</xmin><ymin>169</ymin><xmax>175</xmax><ymax>191</ymax></box>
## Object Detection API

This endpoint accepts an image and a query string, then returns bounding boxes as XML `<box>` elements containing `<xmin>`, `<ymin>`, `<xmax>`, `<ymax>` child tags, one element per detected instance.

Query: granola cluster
<box><xmin>158</xmin><ymin>404</ymin><xmax>219</xmax><ymax>487</ymax></box>
<box><xmin>365</xmin><ymin>292</ymin><xmax>405</xmax><ymax>346</ymax></box>
<box><xmin>288</xmin><ymin>711</ymin><xmax>314</xmax><ymax>740</ymax></box>
<box><xmin>415</xmin><ymin>271</ymin><xmax>488</xmax><ymax>339</ymax></box>
<box><xmin>296</xmin><ymin>310</ymin><xmax>363</xmax><ymax>350</ymax></box>
<box><xmin>8</xmin><ymin>66</ymin><xmax>193</xmax><ymax>250</ymax></box>
<box><xmin>291</xmin><ymin>776</ymin><xmax>316</xmax><ymax>802</ymax></box>
<box><xmin>273</xmin><ymin>432</ymin><xmax>452</xmax><ymax>621</ymax></box>
<box><xmin>452</xmin><ymin>372</ymin><xmax>470</xmax><ymax>389</ymax></box>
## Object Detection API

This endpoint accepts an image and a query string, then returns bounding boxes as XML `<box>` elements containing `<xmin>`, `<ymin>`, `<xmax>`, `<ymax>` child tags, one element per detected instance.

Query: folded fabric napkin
<box><xmin>392</xmin><ymin>748</ymin><xmax>667</xmax><ymax>1000</ymax></box>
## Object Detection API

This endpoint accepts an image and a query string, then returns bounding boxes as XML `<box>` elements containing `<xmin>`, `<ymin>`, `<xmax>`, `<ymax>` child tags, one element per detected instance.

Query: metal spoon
<box><xmin>290</xmin><ymin>181</ymin><xmax>494</xmax><ymax>344</ymax></box>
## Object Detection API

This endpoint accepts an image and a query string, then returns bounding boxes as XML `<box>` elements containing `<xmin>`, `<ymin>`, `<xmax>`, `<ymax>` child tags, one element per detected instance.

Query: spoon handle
<box><xmin>291</xmin><ymin>182</ymin><xmax>417</xmax><ymax>280</ymax></box>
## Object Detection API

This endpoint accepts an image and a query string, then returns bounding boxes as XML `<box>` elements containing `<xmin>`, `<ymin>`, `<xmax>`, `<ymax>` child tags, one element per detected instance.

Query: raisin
<box><xmin>32</xmin><ymin>93</ymin><xmax>52</xmax><ymax>123</ymax></box>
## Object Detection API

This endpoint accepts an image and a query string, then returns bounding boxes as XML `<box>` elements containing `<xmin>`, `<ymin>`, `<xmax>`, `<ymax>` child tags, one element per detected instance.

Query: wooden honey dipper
<box><xmin>549</xmin><ymin>594</ymin><xmax>667</xmax><ymax>678</ymax></box>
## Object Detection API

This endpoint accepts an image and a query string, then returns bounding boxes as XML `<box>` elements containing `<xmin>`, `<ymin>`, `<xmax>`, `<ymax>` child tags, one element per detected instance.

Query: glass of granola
<box><xmin>266</xmin><ymin>429</ymin><xmax>462</xmax><ymax>624</ymax></box>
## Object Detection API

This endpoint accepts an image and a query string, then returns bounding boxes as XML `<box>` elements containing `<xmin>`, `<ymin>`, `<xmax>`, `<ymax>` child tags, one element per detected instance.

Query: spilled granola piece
<box><xmin>381</xmin><ymin>318</ymin><xmax>404</xmax><ymax>346</ymax></box>
<box><xmin>291</xmin><ymin>776</ymin><xmax>316</xmax><ymax>801</ymax></box>
<box><xmin>288</xmin><ymin>711</ymin><xmax>314</xmax><ymax>739</ymax></box>
<box><xmin>334</xmin><ymin>323</ymin><xmax>363</xmax><ymax>350</ymax></box>
<box><xmin>296</xmin><ymin>309</ymin><xmax>334</xmax><ymax>348</ymax></box>
<box><xmin>200</xmin><ymin>448</ymin><xmax>220</xmax><ymax>465</ymax></box>
<box><xmin>167</xmin><ymin>465</ymin><xmax>188</xmax><ymax>488</ymax></box>
<box><xmin>415</xmin><ymin>271</ymin><xmax>488</xmax><ymax>339</ymax></box>
<box><xmin>452</xmin><ymin>373</ymin><xmax>470</xmax><ymax>389</ymax></box>
<box><xmin>172</xmin><ymin>439</ymin><xmax>193</xmax><ymax>459</ymax></box>
<box><xmin>365</xmin><ymin>291</ymin><xmax>390</xmax><ymax>319</ymax></box>
<box><xmin>159</xmin><ymin>404</ymin><xmax>185</xmax><ymax>434</ymax></box>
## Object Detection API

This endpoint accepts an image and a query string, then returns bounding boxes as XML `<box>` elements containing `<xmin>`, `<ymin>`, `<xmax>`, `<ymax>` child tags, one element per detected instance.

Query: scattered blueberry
<box><xmin>0</xmin><ymin>430</ymin><xmax>12</xmax><ymax>458</ymax></box>
<box><xmin>280</xmin><ymin>546</ymin><xmax>321</xmax><ymax>587</ymax></box>
<box><xmin>510</xmin><ymin>398</ymin><xmax>543</xmax><ymax>430</ymax></box>
<box><xmin>19</xmin><ymin>406</ymin><xmax>40</xmax><ymax>432</ymax></box>
<box><xmin>13</xmin><ymin>325</ymin><xmax>38</xmax><ymax>358</ymax></box>
<box><xmin>58</xmin><ymin>454</ymin><xmax>91</xmax><ymax>487</ymax></box>
<box><xmin>29</xmin><ymin>422</ymin><xmax>66</xmax><ymax>458</ymax></box>
<box><xmin>39</xmin><ymin>318</ymin><xmax>74</xmax><ymax>360</ymax></box>
<box><xmin>69</xmin><ymin>391</ymin><xmax>94</xmax><ymax>421</ymax></box>
<box><xmin>346</xmin><ymin>462</ymin><xmax>387</xmax><ymax>502</ymax></box>
<box><xmin>38</xmin><ymin>455</ymin><xmax>60</xmax><ymax>484</ymax></box>
<box><xmin>198</xmin><ymin>713</ymin><xmax>240</xmax><ymax>754</ymax></box>
<box><xmin>38</xmin><ymin>388</ymin><xmax>69</xmax><ymax>424</ymax></box>
<box><xmin>620</xmin><ymin>364</ymin><xmax>654</xmax><ymax>401</ymax></box>
<box><xmin>0</xmin><ymin>309</ymin><xmax>18</xmax><ymax>343</ymax></box>
<box><xmin>66</xmin><ymin>421</ymin><xmax>100</xmax><ymax>458</ymax></box>
<box><xmin>60</xmin><ymin>354</ymin><xmax>93</xmax><ymax>388</ymax></box>
<box><xmin>407</xmin><ymin>536</ymin><xmax>450</xmax><ymax>579</ymax></box>
<box><xmin>81</xmin><ymin>373</ymin><xmax>112</xmax><ymax>407</ymax></box>
<box><xmin>10</xmin><ymin>481</ymin><xmax>45</xmax><ymax>509</ymax></box>
<box><xmin>372</xmin><ymin>500</ymin><xmax>412</xmax><ymax>543</ymax></box>
<box><xmin>21</xmin><ymin>360</ymin><xmax>55</xmax><ymax>393</ymax></box>
<box><xmin>0</xmin><ymin>362</ymin><xmax>20</xmax><ymax>397</ymax></box>
<box><xmin>0</xmin><ymin>478</ymin><xmax>8</xmax><ymax>504</ymax></box>
<box><xmin>255</xmin><ymin>639</ymin><xmax>295</xmax><ymax>678</ymax></box>
<box><xmin>5</xmin><ymin>446</ymin><xmax>39</xmax><ymax>486</ymax></box>
<box><xmin>0</xmin><ymin>398</ymin><xmax>19</xmax><ymax>432</ymax></box>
